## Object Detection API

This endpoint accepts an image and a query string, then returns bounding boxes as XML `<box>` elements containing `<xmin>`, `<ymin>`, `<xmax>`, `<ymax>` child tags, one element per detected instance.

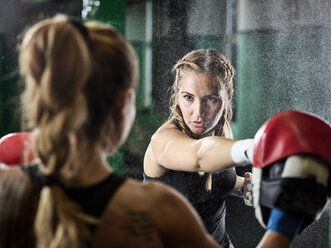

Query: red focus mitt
<box><xmin>252</xmin><ymin>110</ymin><xmax>331</xmax><ymax>232</ymax></box>
<box><xmin>0</xmin><ymin>132</ymin><xmax>36</xmax><ymax>166</ymax></box>
<box><xmin>253</xmin><ymin>110</ymin><xmax>331</xmax><ymax>169</ymax></box>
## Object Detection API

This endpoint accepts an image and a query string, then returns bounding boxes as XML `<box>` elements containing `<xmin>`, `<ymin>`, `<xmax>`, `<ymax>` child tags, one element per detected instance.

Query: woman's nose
<box><xmin>193</xmin><ymin>101</ymin><xmax>203</xmax><ymax>119</ymax></box>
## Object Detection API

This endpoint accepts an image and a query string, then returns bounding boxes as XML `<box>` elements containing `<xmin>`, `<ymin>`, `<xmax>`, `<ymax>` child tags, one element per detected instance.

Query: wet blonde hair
<box><xmin>168</xmin><ymin>49</ymin><xmax>235</xmax><ymax>190</ymax></box>
<box><xmin>19</xmin><ymin>14</ymin><xmax>138</xmax><ymax>248</ymax></box>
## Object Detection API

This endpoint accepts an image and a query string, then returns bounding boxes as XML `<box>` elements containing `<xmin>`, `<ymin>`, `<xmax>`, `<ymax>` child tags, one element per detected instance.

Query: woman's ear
<box><xmin>112</xmin><ymin>88</ymin><xmax>136</xmax><ymax>147</ymax></box>
<box><xmin>114</xmin><ymin>88</ymin><xmax>133</xmax><ymax>120</ymax></box>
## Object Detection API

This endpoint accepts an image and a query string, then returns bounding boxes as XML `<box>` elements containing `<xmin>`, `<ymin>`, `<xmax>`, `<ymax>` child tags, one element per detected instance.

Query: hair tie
<box><xmin>21</xmin><ymin>164</ymin><xmax>60</xmax><ymax>189</ymax></box>
<box><xmin>39</xmin><ymin>174</ymin><xmax>59</xmax><ymax>188</ymax></box>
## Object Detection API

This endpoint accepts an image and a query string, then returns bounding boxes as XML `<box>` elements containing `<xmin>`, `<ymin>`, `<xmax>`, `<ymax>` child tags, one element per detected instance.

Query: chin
<box><xmin>189</xmin><ymin>129</ymin><xmax>206</xmax><ymax>138</ymax></box>
<box><xmin>190</xmin><ymin>127</ymin><xmax>204</xmax><ymax>135</ymax></box>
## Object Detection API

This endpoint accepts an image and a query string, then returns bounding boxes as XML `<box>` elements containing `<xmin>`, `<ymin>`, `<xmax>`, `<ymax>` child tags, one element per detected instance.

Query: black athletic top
<box><xmin>22</xmin><ymin>164</ymin><xmax>125</xmax><ymax>218</ymax></box>
<box><xmin>63</xmin><ymin>173</ymin><xmax>125</xmax><ymax>218</ymax></box>
<box><xmin>0</xmin><ymin>164</ymin><xmax>126</xmax><ymax>248</ymax></box>
<box><xmin>144</xmin><ymin>168</ymin><xmax>236</xmax><ymax>247</ymax></box>
<box><xmin>21</xmin><ymin>164</ymin><xmax>126</xmax><ymax>237</ymax></box>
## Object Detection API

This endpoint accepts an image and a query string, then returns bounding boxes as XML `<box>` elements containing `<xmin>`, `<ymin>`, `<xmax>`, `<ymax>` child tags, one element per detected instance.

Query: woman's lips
<box><xmin>192</xmin><ymin>121</ymin><xmax>204</xmax><ymax>128</ymax></box>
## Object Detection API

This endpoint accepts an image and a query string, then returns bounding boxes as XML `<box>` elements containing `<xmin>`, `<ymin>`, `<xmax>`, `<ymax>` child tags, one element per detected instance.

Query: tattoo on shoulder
<box><xmin>122</xmin><ymin>210</ymin><xmax>154</xmax><ymax>242</ymax></box>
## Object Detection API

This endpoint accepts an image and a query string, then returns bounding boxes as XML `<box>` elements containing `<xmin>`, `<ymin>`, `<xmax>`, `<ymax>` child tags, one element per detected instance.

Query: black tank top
<box><xmin>144</xmin><ymin>168</ymin><xmax>236</xmax><ymax>247</ymax></box>
<box><xmin>22</xmin><ymin>165</ymin><xmax>125</xmax><ymax>218</ymax></box>
<box><xmin>0</xmin><ymin>165</ymin><xmax>126</xmax><ymax>248</ymax></box>
<box><xmin>63</xmin><ymin>173</ymin><xmax>125</xmax><ymax>218</ymax></box>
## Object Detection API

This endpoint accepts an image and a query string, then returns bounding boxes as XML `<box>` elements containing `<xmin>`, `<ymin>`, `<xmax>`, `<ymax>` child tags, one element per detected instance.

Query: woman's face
<box><xmin>178</xmin><ymin>71</ymin><xmax>224</xmax><ymax>136</ymax></box>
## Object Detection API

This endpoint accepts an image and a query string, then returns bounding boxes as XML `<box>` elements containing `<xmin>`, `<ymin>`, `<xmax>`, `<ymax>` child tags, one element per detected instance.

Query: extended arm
<box><xmin>144</xmin><ymin>124</ymin><xmax>252</xmax><ymax>176</ymax></box>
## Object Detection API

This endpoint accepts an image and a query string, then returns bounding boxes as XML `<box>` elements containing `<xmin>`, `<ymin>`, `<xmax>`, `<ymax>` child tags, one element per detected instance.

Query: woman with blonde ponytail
<box><xmin>0</xmin><ymin>15</ymin><xmax>223</xmax><ymax>248</ymax></box>
<box><xmin>144</xmin><ymin>49</ymin><xmax>254</xmax><ymax>247</ymax></box>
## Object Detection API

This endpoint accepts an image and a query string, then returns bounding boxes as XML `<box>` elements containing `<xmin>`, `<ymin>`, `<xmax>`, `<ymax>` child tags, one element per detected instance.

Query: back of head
<box><xmin>169</xmin><ymin>49</ymin><xmax>235</xmax><ymax>139</ymax></box>
<box><xmin>19</xmin><ymin>14</ymin><xmax>138</xmax><ymax>248</ymax></box>
<box><xmin>20</xmin><ymin>15</ymin><xmax>138</xmax><ymax>162</ymax></box>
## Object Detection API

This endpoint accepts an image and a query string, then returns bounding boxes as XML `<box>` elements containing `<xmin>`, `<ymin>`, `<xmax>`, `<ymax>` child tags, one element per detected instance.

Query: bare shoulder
<box><xmin>0</xmin><ymin>166</ymin><xmax>36</xmax><ymax>195</ymax></box>
<box><xmin>0</xmin><ymin>166</ymin><xmax>26</xmax><ymax>180</ymax></box>
<box><xmin>94</xmin><ymin>178</ymin><xmax>189</xmax><ymax>247</ymax></box>
<box><xmin>156</xmin><ymin>122</ymin><xmax>178</xmax><ymax>132</ymax></box>
<box><xmin>115</xmin><ymin>178</ymin><xmax>203</xmax><ymax>227</ymax></box>
<box><xmin>144</xmin><ymin>122</ymin><xmax>184</xmax><ymax>176</ymax></box>
<box><xmin>0</xmin><ymin>166</ymin><xmax>39</xmax><ymax>246</ymax></box>
<box><xmin>151</xmin><ymin>122</ymin><xmax>181</xmax><ymax>140</ymax></box>
<box><xmin>100</xmin><ymin>177</ymin><xmax>199</xmax><ymax>225</ymax></box>
<box><xmin>149</xmin><ymin>122</ymin><xmax>190</xmax><ymax>153</ymax></box>
<box><xmin>114</xmin><ymin>178</ymin><xmax>186</xmax><ymax>206</ymax></box>
<box><xmin>95</xmin><ymin>178</ymin><xmax>220</xmax><ymax>248</ymax></box>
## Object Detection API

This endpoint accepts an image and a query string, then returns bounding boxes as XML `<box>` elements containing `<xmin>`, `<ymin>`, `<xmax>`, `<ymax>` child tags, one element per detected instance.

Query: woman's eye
<box><xmin>184</xmin><ymin>95</ymin><xmax>193</xmax><ymax>101</ymax></box>
<box><xmin>205</xmin><ymin>96</ymin><xmax>218</xmax><ymax>103</ymax></box>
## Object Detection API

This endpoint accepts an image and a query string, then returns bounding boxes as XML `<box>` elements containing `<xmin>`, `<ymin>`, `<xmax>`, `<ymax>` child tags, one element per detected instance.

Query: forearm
<box><xmin>257</xmin><ymin>209</ymin><xmax>304</xmax><ymax>248</ymax></box>
<box><xmin>257</xmin><ymin>231</ymin><xmax>291</xmax><ymax>248</ymax></box>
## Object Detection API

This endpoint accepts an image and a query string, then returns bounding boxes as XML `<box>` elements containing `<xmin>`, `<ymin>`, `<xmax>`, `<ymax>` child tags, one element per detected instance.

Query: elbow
<box><xmin>197</xmin><ymin>139</ymin><xmax>220</xmax><ymax>173</ymax></box>
<box><xmin>196</xmin><ymin>144</ymin><xmax>210</xmax><ymax>172</ymax></box>
<box><xmin>191</xmin><ymin>140</ymin><xmax>204</xmax><ymax>172</ymax></box>
<box><xmin>196</xmin><ymin>160</ymin><xmax>212</xmax><ymax>173</ymax></box>
<box><xmin>194</xmin><ymin>152</ymin><xmax>213</xmax><ymax>172</ymax></box>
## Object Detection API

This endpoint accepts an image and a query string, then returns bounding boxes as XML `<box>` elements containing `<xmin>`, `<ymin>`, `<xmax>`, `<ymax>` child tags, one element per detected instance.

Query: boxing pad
<box><xmin>0</xmin><ymin>132</ymin><xmax>36</xmax><ymax>166</ymax></box>
<box><xmin>252</xmin><ymin>110</ymin><xmax>331</xmax><ymax>231</ymax></box>
<box><xmin>253</xmin><ymin>110</ymin><xmax>331</xmax><ymax>169</ymax></box>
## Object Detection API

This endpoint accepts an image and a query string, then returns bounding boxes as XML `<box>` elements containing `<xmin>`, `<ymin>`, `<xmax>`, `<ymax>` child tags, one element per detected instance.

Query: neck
<box><xmin>61</xmin><ymin>153</ymin><xmax>112</xmax><ymax>187</ymax></box>
<box><xmin>189</xmin><ymin>129</ymin><xmax>216</xmax><ymax>139</ymax></box>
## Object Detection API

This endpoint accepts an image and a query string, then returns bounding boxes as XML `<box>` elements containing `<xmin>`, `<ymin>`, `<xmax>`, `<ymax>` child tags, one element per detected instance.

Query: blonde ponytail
<box><xmin>20</xmin><ymin>15</ymin><xmax>96</xmax><ymax>248</ymax></box>
<box><xmin>20</xmin><ymin>14</ymin><xmax>138</xmax><ymax>247</ymax></box>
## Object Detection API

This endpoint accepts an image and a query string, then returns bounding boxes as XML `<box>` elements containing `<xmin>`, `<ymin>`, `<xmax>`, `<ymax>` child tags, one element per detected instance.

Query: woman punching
<box><xmin>144</xmin><ymin>49</ymin><xmax>254</xmax><ymax>247</ymax></box>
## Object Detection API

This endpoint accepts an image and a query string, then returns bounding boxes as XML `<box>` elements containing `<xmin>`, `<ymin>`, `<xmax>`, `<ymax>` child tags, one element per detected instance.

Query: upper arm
<box><xmin>144</xmin><ymin>124</ymin><xmax>237</xmax><ymax>174</ymax></box>
<box><xmin>146</xmin><ymin>126</ymin><xmax>201</xmax><ymax>172</ymax></box>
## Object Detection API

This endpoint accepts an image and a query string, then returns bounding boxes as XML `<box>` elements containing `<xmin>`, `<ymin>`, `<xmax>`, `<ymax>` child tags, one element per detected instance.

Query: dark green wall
<box><xmin>232</xmin><ymin>28</ymin><xmax>331</xmax><ymax>139</ymax></box>
<box><xmin>0</xmin><ymin>34</ymin><xmax>21</xmax><ymax>137</ymax></box>
<box><xmin>84</xmin><ymin>0</ymin><xmax>126</xmax><ymax>35</ymax></box>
